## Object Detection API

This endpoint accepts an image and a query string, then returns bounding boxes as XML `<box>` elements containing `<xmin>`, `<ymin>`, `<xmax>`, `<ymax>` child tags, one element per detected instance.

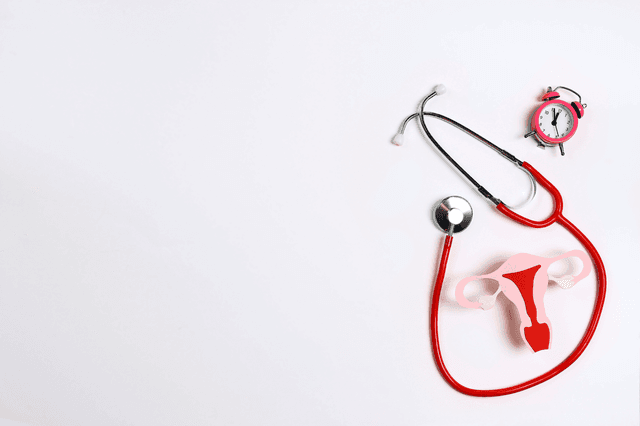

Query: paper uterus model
<box><xmin>455</xmin><ymin>250</ymin><xmax>592</xmax><ymax>353</ymax></box>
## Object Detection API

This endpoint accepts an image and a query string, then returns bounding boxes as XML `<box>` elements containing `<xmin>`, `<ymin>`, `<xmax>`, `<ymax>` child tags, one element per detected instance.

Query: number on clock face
<box><xmin>538</xmin><ymin>103</ymin><xmax>574</xmax><ymax>140</ymax></box>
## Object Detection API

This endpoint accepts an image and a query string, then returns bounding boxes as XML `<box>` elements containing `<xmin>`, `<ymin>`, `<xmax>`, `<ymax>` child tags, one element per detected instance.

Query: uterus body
<box><xmin>455</xmin><ymin>250</ymin><xmax>592</xmax><ymax>353</ymax></box>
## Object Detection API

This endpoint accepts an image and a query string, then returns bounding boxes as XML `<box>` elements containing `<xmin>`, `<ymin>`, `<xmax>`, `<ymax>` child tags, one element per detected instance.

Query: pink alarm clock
<box><xmin>524</xmin><ymin>86</ymin><xmax>586</xmax><ymax>156</ymax></box>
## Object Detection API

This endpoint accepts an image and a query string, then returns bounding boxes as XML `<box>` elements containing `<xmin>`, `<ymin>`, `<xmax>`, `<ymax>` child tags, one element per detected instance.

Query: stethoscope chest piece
<box><xmin>433</xmin><ymin>196</ymin><xmax>473</xmax><ymax>235</ymax></box>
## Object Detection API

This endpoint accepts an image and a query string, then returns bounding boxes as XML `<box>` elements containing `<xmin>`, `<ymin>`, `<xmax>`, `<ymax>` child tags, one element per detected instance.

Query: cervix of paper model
<box><xmin>455</xmin><ymin>251</ymin><xmax>592</xmax><ymax>353</ymax></box>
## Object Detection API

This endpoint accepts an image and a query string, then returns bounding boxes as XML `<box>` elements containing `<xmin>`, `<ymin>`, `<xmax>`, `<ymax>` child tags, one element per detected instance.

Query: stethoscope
<box><xmin>393</xmin><ymin>84</ymin><xmax>606</xmax><ymax>397</ymax></box>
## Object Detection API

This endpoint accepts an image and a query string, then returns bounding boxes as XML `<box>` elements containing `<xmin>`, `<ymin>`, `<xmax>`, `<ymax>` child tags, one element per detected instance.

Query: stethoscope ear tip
<box><xmin>391</xmin><ymin>133</ymin><xmax>404</xmax><ymax>146</ymax></box>
<box><xmin>434</xmin><ymin>84</ymin><xmax>447</xmax><ymax>96</ymax></box>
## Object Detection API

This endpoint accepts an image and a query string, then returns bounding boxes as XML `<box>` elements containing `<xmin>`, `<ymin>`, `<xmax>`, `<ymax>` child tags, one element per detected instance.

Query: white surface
<box><xmin>448</xmin><ymin>209</ymin><xmax>463</xmax><ymax>225</ymax></box>
<box><xmin>0</xmin><ymin>1</ymin><xmax>638</xmax><ymax>425</ymax></box>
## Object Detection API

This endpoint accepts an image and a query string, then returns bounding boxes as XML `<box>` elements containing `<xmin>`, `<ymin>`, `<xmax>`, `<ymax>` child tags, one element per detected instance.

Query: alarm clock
<box><xmin>524</xmin><ymin>86</ymin><xmax>587</xmax><ymax>156</ymax></box>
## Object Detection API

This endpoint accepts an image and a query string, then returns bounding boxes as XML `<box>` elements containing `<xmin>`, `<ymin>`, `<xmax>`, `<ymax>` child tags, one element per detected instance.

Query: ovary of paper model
<box><xmin>455</xmin><ymin>250</ymin><xmax>591</xmax><ymax>353</ymax></box>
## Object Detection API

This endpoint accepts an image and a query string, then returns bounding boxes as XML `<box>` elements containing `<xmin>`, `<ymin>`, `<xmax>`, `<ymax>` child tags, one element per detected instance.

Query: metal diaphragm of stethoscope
<box><xmin>433</xmin><ymin>195</ymin><xmax>473</xmax><ymax>236</ymax></box>
<box><xmin>393</xmin><ymin>84</ymin><xmax>606</xmax><ymax>397</ymax></box>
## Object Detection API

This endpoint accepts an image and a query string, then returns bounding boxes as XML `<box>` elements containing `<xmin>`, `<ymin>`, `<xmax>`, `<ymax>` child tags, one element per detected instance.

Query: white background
<box><xmin>0</xmin><ymin>1</ymin><xmax>638</xmax><ymax>425</ymax></box>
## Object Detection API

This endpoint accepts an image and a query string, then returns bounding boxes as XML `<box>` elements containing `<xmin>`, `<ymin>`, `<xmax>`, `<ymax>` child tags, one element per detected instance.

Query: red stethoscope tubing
<box><xmin>430</xmin><ymin>162</ymin><xmax>607</xmax><ymax>397</ymax></box>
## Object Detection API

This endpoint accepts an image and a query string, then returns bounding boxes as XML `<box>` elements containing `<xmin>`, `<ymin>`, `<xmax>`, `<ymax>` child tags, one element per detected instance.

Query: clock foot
<box><xmin>524</xmin><ymin>131</ymin><xmax>536</xmax><ymax>138</ymax></box>
<box><xmin>559</xmin><ymin>143</ymin><xmax>565</xmax><ymax>156</ymax></box>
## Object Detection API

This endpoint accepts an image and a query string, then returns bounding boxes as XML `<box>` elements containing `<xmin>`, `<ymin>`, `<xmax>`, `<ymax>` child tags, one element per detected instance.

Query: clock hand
<box><xmin>554</xmin><ymin>124</ymin><xmax>559</xmax><ymax>137</ymax></box>
<box><xmin>551</xmin><ymin>108</ymin><xmax>558</xmax><ymax>126</ymax></box>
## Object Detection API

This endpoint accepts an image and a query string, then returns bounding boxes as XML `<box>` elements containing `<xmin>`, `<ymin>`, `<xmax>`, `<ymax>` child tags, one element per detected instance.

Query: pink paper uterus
<box><xmin>455</xmin><ymin>250</ymin><xmax>591</xmax><ymax>353</ymax></box>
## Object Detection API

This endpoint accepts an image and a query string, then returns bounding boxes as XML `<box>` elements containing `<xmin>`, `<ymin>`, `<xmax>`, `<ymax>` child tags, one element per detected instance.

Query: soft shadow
<box><xmin>494</xmin><ymin>292</ymin><xmax>527</xmax><ymax>350</ymax></box>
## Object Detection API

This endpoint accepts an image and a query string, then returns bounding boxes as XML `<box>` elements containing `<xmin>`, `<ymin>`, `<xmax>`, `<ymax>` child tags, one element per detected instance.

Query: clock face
<box><xmin>535</xmin><ymin>101</ymin><xmax>576</xmax><ymax>143</ymax></box>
